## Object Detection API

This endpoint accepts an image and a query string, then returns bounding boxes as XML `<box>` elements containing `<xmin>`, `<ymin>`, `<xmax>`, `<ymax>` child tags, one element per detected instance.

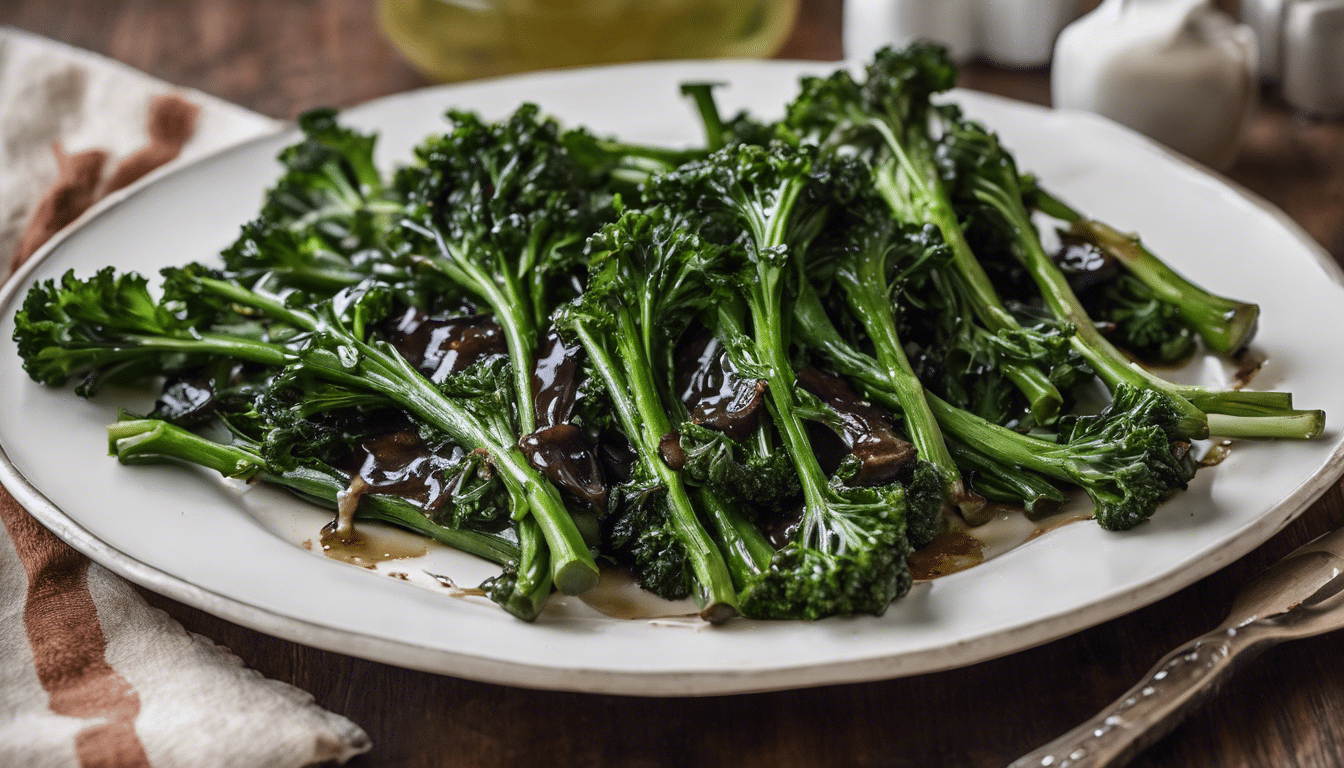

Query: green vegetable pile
<box><xmin>14</xmin><ymin>45</ymin><xmax>1325</xmax><ymax>623</ymax></box>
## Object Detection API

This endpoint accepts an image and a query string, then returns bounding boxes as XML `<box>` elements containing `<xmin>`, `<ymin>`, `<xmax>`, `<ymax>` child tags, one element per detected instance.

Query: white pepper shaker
<box><xmin>1053</xmin><ymin>0</ymin><xmax>1259</xmax><ymax>169</ymax></box>
<box><xmin>1241</xmin><ymin>0</ymin><xmax>1292</xmax><ymax>80</ymax></box>
<box><xmin>843</xmin><ymin>0</ymin><xmax>977</xmax><ymax>62</ymax></box>
<box><xmin>1281</xmin><ymin>0</ymin><xmax>1344</xmax><ymax>116</ymax></box>
<box><xmin>978</xmin><ymin>0</ymin><xmax>1084</xmax><ymax>67</ymax></box>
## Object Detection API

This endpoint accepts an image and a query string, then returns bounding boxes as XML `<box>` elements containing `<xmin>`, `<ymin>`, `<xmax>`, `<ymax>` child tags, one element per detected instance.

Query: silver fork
<box><xmin>1008</xmin><ymin>524</ymin><xmax>1344</xmax><ymax>768</ymax></box>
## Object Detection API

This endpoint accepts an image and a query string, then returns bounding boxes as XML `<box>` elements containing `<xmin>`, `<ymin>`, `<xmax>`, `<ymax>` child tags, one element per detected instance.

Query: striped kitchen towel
<box><xmin>0</xmin><ymin>27</ymin><xmax>371</xmax><ymax>767</ymax></box>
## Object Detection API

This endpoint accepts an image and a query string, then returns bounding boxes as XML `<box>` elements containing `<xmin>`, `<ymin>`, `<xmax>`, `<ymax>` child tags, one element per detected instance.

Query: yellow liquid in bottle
<box><xmin>378</xmin><ymin>0</ymin><xmax>802</xmax><ymax>82</ymax></box>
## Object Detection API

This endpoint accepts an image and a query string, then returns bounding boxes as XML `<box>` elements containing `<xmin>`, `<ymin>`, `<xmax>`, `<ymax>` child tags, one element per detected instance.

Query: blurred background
<box><xmin>5</xmin><ymin>0</ymin><xmax>1335</xmax><ymax>264</ymax></box>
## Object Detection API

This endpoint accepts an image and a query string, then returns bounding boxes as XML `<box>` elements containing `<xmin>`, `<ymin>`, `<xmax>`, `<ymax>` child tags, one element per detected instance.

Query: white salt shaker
<box><xmin>1280</xmin><ymin>0</ymin><xmax>1344</xmax><ymax>116</ymax></box>
<box><xmin>1241</xmin><ymin>0</ymin><xmax>1293</xmax><ymax>79</ymax></box>
<box><xmin>977</xmin><ymin>0</ymin><xmax>1084</xmax><ymax>67</ymax></box>
<box><xmin>1053</xmin><ymin>0</ymin><xmax>1259</xmax><ymax>169</ymax></box>
<box><xmin>843</xmin><ymin>0</ymin><xmax>1080</xmax><ymax>67</ymax></box>
<box><xmin>843</xmin><ymin>0</ymin><xmax>977</xmax><ymax>62</ymax></box>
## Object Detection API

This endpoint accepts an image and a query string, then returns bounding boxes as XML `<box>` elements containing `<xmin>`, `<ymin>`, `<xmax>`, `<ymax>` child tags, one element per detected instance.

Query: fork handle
<box><xmin>1007</xmin><ymin>625</ymin><xmax>1275</xmax><ymax>768</ymax></box>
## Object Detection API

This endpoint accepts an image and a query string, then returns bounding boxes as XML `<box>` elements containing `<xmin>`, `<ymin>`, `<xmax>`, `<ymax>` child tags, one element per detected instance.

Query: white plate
<box><xmin>3</xmin><ymin>61</ymin><xmax>1344</xmax><ymax>696</ymax></box>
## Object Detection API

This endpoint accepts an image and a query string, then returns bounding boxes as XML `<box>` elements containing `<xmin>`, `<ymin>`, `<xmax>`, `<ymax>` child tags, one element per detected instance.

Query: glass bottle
<box><xmin>378</xmin><ymin>0</ymin><xmax>802</xmax><ymax>83</ymax></box>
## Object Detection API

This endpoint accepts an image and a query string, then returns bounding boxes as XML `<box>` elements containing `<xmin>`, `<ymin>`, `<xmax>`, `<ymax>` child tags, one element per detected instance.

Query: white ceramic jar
<box><xmin>843</xmin><ymin>0</ymin><xmax>1080</xmax><ymax>67</ymax></box>
<box><xmin>1053</xmin><ymin>0</ymin><xmax>1258</xmax><ymax>169</ymax></box>
<box><xmin>1281</xmin><ymin>0</ymin><xmax>1344</xmax><ymax>116</ymax></box>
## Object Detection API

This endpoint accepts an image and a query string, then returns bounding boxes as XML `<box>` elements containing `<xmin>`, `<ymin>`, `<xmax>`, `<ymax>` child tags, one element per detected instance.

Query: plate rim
<box><xmin>3</xmin><ymin>60</ymin><xmax>1344</xmax><ymax>697</ymax></box>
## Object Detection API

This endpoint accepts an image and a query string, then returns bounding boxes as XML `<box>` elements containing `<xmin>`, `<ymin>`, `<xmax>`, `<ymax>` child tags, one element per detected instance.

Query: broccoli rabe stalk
<box><xmin>481</xmin><ymin>517</ymin><xmax>554</xmax><ymax>621</ymax></box>
<box><xmin>930</xmin><ymin>387</ymin><xmax>1197</xmax><ymax>531</ymax></box>
<box><xmin>1030</xmin><ymin>185</ymin><xmax>1260</xmax><ymax>355</ymax></box>
<box><xmin>815</xmin><ymin>198</ymin><xmax>981</xmax><ymax>518</ymax></box>
<box><xmin>692</xmin><ymin>487</ymin><xmax>774</xmax><ymax>591</ymax></box>
<box><xmin>941</xmin><ymin>119</ymin><xmax>1324</xmax><ymax>440</ymax></box>
<box><xmin>782</xmin><ymin>44</ymin><xmax>1063</xmax><ymax>422</ymax></box>
<box><xmin>555</xmin><ymin>210</ymin><xmax>740</xmax><ymax>621</ymax></box>
<box><xmin>644</xmin><ymin>144</ymin><xmax>917</xmax><ymax>617</ymax></box>
<box><xmin>676</xmin><ymin>422</ymin><xmax>786</xmax><ymax>589</ymax></box>
<box><xmin>793</xmin><ymin>281</ymin><xmax>1194</xmax><ymax>528</ymax></box>
<box><xmin>397</xmin><ymin>105</ymin><xmax>601</xmax><ymax>436</ymax></box>
<box><xmin>106</xmin><ymin>416</ymin><xmax>520</xmax><ymax>565</ymax></box>
<box><xmin>107</xmin><ymin>415</ymin><xmax>551</xmax><ymax>617</ymax></box>
<box><xmin>680</xmin><ymin>83</ymin><xmax>729</xmax><ymax>152</ymax></box>
<box><xmin>17</xmin><ymin>267</ymin><xmax>600</xmax><ymax>595</ymax></box>
<box><xmin>676</xmin><ymin>82</ymin><xmax>781</xmax><ymax>153</ymax></box>
<box><xmin>946</xmin><ymin>440</ymin><xmax>1067</xmax><ymax>519</ymax></box>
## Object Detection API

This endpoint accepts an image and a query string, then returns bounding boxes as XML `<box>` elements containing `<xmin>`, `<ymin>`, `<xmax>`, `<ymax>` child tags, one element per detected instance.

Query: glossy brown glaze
<box><xmin>152</xmin><ymin>375</ymin><xmax>216</xmax><ymax>424</ymax></box>
<box><xmin>1200</xmin><ymin>440</ymin><xmax>1234</xmax><ymax>468</ymax></box>
<box><xmin>318</xmin><ymin>521</ymin><xmax>428</xmax><ymax>569</ymax></box>
<box><xmin>675</xmin><ymin>331</ymin><xmax>767</xmax><ymax>441</ymax></box>
<box><xmin>1233</xmin><ymin>353</ymin><xmax>1265</xmax><ymax>390</ymax></box>
<box><xmin>521</xmin><ymin>329</ymin><xmax>608</xmax><ymax>509</ymax></box>
<box><xmin>908</xmin><ymin>527</ymin><xmax>985</xmax><ymax>581</ymax></box>
<box><xmin>386</xmin><ymin>307</ymin><xmax>507</xmax><ymax>383</ymax></box>
<box><xmin>658</xmin><ymin>430</ymin><xmax>687</xmax><ymax>470</ymax></box>
<box><xmin>352</xmin><ymin>430</ymin><xmax>463</xmax><ymax>512</ymax></box>
<box><xmin>531</xmin><ymin>329</ymin><xmax>583</xmax><ymax>427</ymax></box>
<box><xmin>1054</xmin><ymin>236</ymin><xmax>1120</xmax><ymax>295</ymax></box>
<box><xmin>597</xmin><ymin>430</ymin><xmax>639</xmax><ymax>484</ymax></box>
<box><xmin>796</xmin><ymin>368</ymin><xmax>917</xmax><ymax>486</ymax></box>
<box><xmin>518</xmin><ymin>424</ymin><xmax>607</xmax><ymax>509</ymax></box>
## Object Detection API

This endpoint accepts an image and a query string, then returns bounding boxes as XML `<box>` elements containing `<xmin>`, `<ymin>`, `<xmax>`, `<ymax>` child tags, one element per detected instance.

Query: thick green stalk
<box><xmin>109</xmin><ymin>418</ymin><xmax>263</xmax><ymax>478</ymax></box>
<box><xmin>680</xmin><ymin>83</ymin><xmax>727</xmax><ymax>151</ymax></box>
<box><xmin>196</xmin><ymin>276</ymin><xmax>320</xmax><ymax>331</ymax></box>
<box><xmin>487</xmin><ymin>516</ymin><xmax>554</xmax><ymax>621</ymax></box>
<box><xmin>1032</xmin><ymin>189</ymin><xmax>1259</xmax><ymax>355</ymax></box>
<box><xmin>738</xmin><ymin>268</ymin><xmax>857</xmax><ymax>542</ymax></box>
<box><xmin>1178</xmin><ymin>389</ymin><xmax>1294</xmax><ymax>416</ymax></box>
<box><xmin>89</xmin><ymin>333</ymin><xmax>292</xmax><ymax>369</ymax></box>
<box><xmin>193</xmin><ymin>277</ymin><xmax>599</xmax><ymax>594</ymax></box>
<box><xmin>573</xmin><ymin>318</ymin><xmax>740</xmax><ymax>622</ymax></box>
<box><xmin>693</xmin><ymin>487</ymin><xmax>773</xmax><ymax>591</ymax></box>
<box><xmin>807</xmin><ymin>276</ymin><xmax>972</xmax><ymax>516</ymax></box>
<box><xmin>106</xmin><ymin>418</ymin><xmax>519</xmax><ymax>565</ymax></box>
<box><xmin>1207</xmin><ymin>412</ymin><xmax>1325</xmax><ymax>440</ymax></box>
<box><xmin>869</xmin><ymin>136</ymin><xmax>1062</xmax><ymax>422</ymax></box>
<box><xmin>424</xmin><ymin>241</ymin><xmax>538</xmax><ymax>434</ymax></box>
<box><xmin>922</xmin><ymin>395</ymin><xmax>1097</xmax><ymax>488</ymax></box>
<box><xmin>968</xmin><ymin>180</ymin><xmax>1211</xmax><ymax>440</ymax></box>
<box><xmin>792</xmin><ymin>292</ymin><xmax>894</xmax><ymax>395</ymax></box>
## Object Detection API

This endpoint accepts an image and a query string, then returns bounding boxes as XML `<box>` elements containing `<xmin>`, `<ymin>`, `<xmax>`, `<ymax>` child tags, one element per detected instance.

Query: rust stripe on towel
<box><xmin>0</xmin><ymin>490</ymin><xmax>151</xmax><ymax>768</ymax></box>
<box><xmin>104</xmin><ymin>94</ymin><xmax>201</xmax><ymax>194</ymax></box>
<box><xmin>9</xmin><ymin>144</ymin><xmax>106</xmax><ymax>273</ymax></box>
<box><xmin>10</xmin><ymin>93</ymin><xmax>200</xmax><ymax>274</ymax></box>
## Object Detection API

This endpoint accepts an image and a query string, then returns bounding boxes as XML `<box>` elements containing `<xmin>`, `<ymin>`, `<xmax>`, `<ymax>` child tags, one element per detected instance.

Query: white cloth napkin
<box><xmin>0</xmin><ymin>27</ymin><xmax>372</xmax><ymax>767</ymax></box>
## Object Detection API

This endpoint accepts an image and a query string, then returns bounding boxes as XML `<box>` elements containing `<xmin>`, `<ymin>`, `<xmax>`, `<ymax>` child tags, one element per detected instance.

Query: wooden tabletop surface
<box><xmin>5</xmin><ymin>2</ymin><xmax>1344</xmax><ymax>766</ymax></box>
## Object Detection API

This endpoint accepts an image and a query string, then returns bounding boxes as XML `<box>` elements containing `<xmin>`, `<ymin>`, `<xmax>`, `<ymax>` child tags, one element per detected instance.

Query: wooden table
<box><xmin>5</xmin><ymin>2</ymin><xmax>1344</xmax><ymax>766</ymax></box>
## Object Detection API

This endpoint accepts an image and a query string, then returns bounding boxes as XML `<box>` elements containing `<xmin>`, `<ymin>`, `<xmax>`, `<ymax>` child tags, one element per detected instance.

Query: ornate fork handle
<box><xmin>1007</xmin><ymin>625</ymin><xmax>1274</xmax><ymax>768</ymax></box>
